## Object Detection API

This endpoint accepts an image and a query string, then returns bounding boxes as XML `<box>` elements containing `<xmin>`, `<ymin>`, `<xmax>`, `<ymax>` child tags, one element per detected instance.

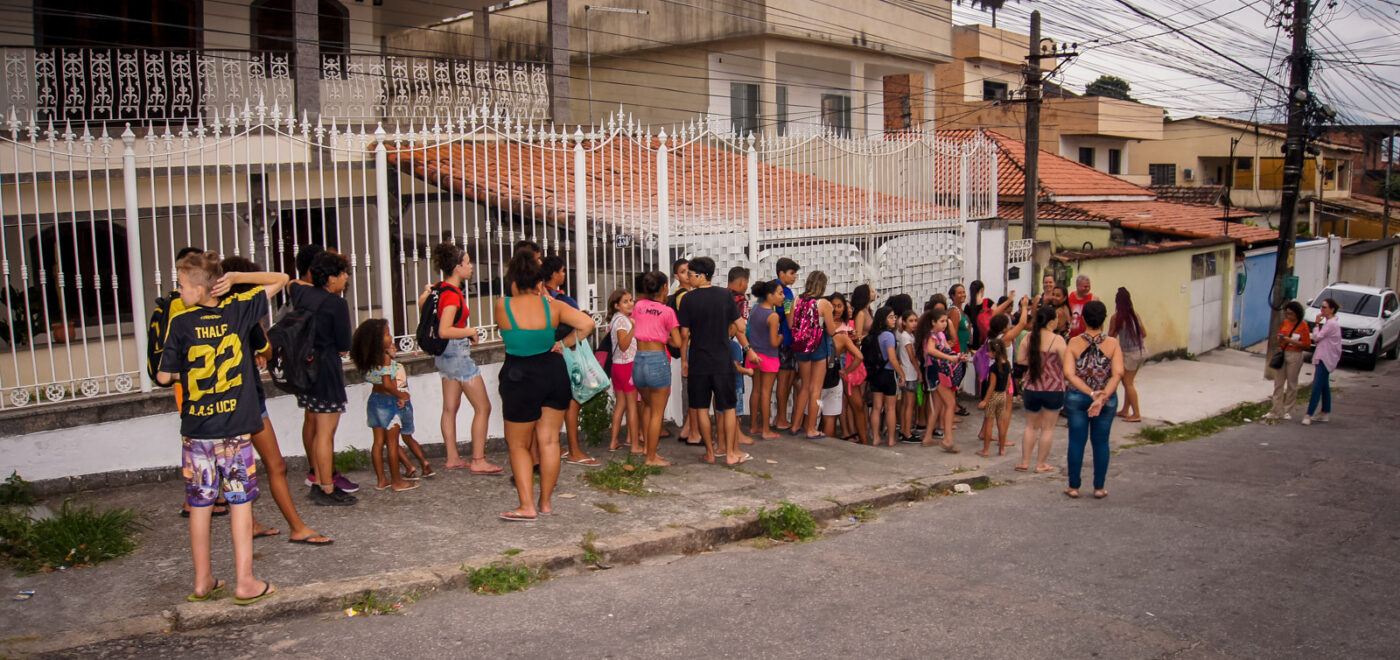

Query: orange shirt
<box><xmin>1278</xmin><ymin>318</ymin><xmax>1312</xmax><ymax>352</ymax></box>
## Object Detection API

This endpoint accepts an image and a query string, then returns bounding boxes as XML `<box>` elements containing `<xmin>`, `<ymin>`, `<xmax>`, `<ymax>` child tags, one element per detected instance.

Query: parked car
<box><xmin>1304</xmin><ymin>283</ymin><xmax>1400</xmax><ymax>370</ymax></box>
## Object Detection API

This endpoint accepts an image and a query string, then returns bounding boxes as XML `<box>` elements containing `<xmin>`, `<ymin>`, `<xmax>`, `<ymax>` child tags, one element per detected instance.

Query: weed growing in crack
<box><xmin>757</xmin><ymin>501</ymin><xmax>817</xmax><ymax>541</ymax></box>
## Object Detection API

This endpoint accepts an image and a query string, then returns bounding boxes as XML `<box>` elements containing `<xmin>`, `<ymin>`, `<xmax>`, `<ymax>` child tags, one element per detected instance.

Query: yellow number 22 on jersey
<box><xmin>185</xmin><ymin>334</ymin><xmax>245</xmax><ymax>402</ymax></box>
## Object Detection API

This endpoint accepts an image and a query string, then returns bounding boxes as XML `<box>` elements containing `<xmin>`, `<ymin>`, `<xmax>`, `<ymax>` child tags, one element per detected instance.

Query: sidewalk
<box><xmin>0</xmin><ymin>349</ymin><xmax>1359</xmax><ymax>654</ymax></box>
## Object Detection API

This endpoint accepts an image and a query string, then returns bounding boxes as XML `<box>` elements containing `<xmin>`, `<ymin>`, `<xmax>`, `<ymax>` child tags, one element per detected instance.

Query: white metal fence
<box><xmin>0</xmin><ymin>106</ymin><xmax>996</xmax><ymax>410</ymax></box>
<box><xmin>0</xmin><ymin>47</ymin><xmax>549</xmax><ymax>124</ymax></box>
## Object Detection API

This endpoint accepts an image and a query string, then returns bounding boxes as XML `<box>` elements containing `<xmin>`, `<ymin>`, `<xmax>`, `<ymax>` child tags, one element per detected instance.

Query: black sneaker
<box><xmin>931</xmin><ymin>429</ymin><xmax>945</xmax><ymax>439</ymax></box>
<box><xmin>955</xmin><ymin>406</ymin><xmax>970</xmax><ymax>417</ymax></box>
<box><xmin>899</xmin><ymin>434</ymin><xmax>921</xmax><ymax>444</ymax></box>
<box><xmin>309</xmin><ymin>485</ymin><xmax>357</xmax><ymax>506</ymax></box>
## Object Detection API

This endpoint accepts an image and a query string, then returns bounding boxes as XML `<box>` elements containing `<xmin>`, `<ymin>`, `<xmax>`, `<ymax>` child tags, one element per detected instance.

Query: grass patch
<box><xmin>757</xmin><ymin>501</ymin><xmax>818</xmax><ymax>542</ymax></box>
<box><xmin>1123</xmin><ymin>396</ymin><xmax>1281</xmax><ymax>451</ymax></box>
<box><xmin>464</xmin><ymin>562</ymin><xmax>547</xmax><ymax>595</ymax></box>
<box><xmin>592</xmin><ymin>501</ymin><xmax>626</xmax><ymax>514</ymax></box>
<box><xmin>582</xmin><ymin>454</ymin><xmax>664</xmax><ymax>495</ymax></box>
<box><xmin>845</xmin><ymin>504</ymin><xmax>878</xmax><ymax>522</ymax></box>
<box><xmin>724</xmin><ymin>465</ymin><xmax>772</xmax><ymax>479</ymax></box>
<box><xmin>333</xmin><ymin>447</ymin><xmax>371</xmax><ymax>474</ymax></box>
<box><xmin>0</xmin><ymin>472</ymin><xmax>36</xmax><ymax>507</ymax></box>
<box><xmin>342</xmin><ymin>589</ymin><xmax>418</xmax><ymax>616</ymax></box>
<box><xmin>500</xmin><ymin>548</ymin><xmax>523</xmax><ymax>556</ymax></box>
<box><xmin>971</xmin><ymin>480</ymin><xmax>992</xmax><ymax>491</ymax></box>
<box><xmin>0</xmin><ymin>499</ymin><xmax>143</xmax><ymax>574</ymax></box>
<box><xmin>580</xmin><ymin>531</ymin><xmax>601</xmax><ymax>564</ymax></box>
<box><xmin>720</xmin><ymin>507</ymin><xmax>751</xmax><ymax>516</ymax></box>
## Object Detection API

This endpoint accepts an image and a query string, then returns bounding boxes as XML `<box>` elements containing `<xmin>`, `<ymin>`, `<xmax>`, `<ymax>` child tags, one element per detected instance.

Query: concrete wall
<box><xmin>1009</xmin><ymin>223</ymin><xmax>1113</xmax><ymax>253</ymax></box>
<box><xmin>1060</xmin><ymin>244</ymin><xmax>1234</xmax><ymax>357</ymax></box>
<box><xmin>1340</xmin><ymin>247</ymin><xmax>1400</xmax><ymax>292</ymax></box>
<box><xmin>2</xmin><ymin>363</ymin><xmax>502</xmax><ymax>482</ymax></box>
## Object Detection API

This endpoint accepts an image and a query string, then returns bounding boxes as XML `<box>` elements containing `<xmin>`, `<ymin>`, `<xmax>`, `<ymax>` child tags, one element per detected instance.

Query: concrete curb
<box><xmin>16</xmin><ymin>473</ymin><xmax>990</xmax><ymax>653</ymax></box>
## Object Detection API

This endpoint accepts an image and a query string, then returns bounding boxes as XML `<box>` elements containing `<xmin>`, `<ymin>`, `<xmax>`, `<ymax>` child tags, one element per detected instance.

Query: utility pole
<box><xmin>1022</xmin><ymin>10</ymin><xmax>1042</xmax><ymax>243</ymax></box>
<box><xmin>1265</xmin><ymin>0</ymin><xmax>1311</xmax><ymax>372</ymax></box>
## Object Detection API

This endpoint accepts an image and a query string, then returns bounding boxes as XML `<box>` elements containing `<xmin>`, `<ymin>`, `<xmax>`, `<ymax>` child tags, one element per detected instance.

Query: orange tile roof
<box><xmin>997</xmin><ymin>202</ymin><xmax>1100</xmax><ymax>223</ymax></box>
<box><xmin>1066</xmin><ymin>200</ymin><xmax>1277</xmax><ymax>246</ymax></box>
<box><xmin>386</xmin><ymin>138</ymin><xmax>961</xmax><ymax>234</ymax></box>
<box><xmin>939</xmin><ymin>129</ymin><xmax>1154</xmax><ymax>200</ymax></box>
<box><xmin>1053</xmin><ymin>236</ymin><xmax>1235</xmax><ymax>262</ymax></box>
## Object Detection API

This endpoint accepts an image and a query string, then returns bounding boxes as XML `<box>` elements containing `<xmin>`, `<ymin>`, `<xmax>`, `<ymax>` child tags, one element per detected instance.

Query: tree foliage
<box><xmin>1085</xmin><ymin>75</ymin><xmax>1136</xmax><ymax>102</ymax></box>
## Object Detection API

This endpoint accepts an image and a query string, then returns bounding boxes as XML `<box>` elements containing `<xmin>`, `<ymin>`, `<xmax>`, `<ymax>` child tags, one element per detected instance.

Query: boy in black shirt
<box><xmin>156</xmin><ymin>251</ymin><xmax>288</xmax><ymax>606</ymax></box>
<box><xmin>679</xmin><ymin>257</ymin><xmax>759</xmax><ymax>465</ymax></box>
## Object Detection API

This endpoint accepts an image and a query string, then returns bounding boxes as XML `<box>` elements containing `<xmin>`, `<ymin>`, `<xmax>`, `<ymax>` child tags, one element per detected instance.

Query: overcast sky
<box><xmin>951</xmin><ymin>0</ymin><xmax>1400</xmax><ymax>125</ymax></box>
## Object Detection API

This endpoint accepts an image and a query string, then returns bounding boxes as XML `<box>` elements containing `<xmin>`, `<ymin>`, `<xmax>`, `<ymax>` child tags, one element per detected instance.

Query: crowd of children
<box><xmin>155</xmin><ymin>240</ymin><xmax>1149</xmax><ymax>607</ymax></box>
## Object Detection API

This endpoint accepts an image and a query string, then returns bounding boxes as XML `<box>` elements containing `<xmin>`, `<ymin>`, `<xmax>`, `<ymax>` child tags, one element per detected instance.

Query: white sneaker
<box><xmin>1314</xmin><ymin>414</ymin><xmax>1329</xmax><ymax>423</ymax></box>
<box><xmin>1283</xmin><ymin>413</ymin><xmax>1293</xmax><ymax>421</ymax></box>
<box><xmin>1262</xmin><ymin>412</ymin><xmax>1278</xmax><ymax>421</ymax></box>
<box><xmin>1301</xmin><ymin>415</ymin><xmax>1312</xmax><ymax>426</ymax></box>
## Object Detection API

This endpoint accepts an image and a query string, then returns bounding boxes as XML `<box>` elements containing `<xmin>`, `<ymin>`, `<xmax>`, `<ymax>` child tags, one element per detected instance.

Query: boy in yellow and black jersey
<box><xmin>155</xmin><ymin>251</ymin><xmax>288</xmax><ymax>606</ymax></box>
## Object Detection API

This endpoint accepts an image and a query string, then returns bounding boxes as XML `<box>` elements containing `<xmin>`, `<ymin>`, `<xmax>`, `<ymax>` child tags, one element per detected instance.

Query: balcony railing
<box><xmin>0</xmin><ymin>48</ymin><xmax>550</xmax><ymax>123</ymax></box>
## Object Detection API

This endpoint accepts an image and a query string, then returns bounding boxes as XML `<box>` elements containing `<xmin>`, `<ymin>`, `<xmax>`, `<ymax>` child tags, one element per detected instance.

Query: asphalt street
<box><xmin>47</xmin><ymin>361</ymin><xmax>1400</xmax><ymax>659</ymax></box>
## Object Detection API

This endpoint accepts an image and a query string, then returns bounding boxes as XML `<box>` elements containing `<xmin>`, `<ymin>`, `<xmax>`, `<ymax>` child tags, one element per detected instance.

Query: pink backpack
<box><xmin>790</xmin><ymin>297</ymin><xmax>823</xmax><ymax>353</ymax></box>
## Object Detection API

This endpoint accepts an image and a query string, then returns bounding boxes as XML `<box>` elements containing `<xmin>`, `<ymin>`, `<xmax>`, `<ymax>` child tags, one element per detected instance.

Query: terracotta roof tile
<box><xmin>997</xmin><ymin>202</ymin><xmax>1099</xmax><ymax>222</ymax></box>
<box><xmin>1065</xmin><ymin>200</ymin><xmax>1277</xmax><ymax>246</ymax></box>
<box><xmin>386</xmin><ymin>139</ymin><xmax>961</xmax><ymax>233</ymax></box>
<box><xmin>1150</xmin><ymin>185</ymin><xmax>1224</xmax><ymax>206</ymax></box>
<box><xmin>1052</xmin><ymin>236</ymin><xmax>1235</xmax><ymax>262</ymax></box>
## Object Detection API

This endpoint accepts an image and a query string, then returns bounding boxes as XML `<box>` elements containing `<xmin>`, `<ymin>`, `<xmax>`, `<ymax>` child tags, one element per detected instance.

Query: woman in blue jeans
<box><xmin>1062</xmin><ymin>300</ymin><xmax>1124</xmax><ymax>499</ymax></box>
<box><xmin>1303</xmin><ymin>298</ymin><xmax>1341</xmax><ymax>425</ymax></box>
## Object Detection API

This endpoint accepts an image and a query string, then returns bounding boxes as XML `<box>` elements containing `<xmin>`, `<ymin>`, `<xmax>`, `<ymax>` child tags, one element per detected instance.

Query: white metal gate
<box><xmin>1189</xmin><ymin>251</ymin><xmax>1224</xmax><ymax>355</ymax></box>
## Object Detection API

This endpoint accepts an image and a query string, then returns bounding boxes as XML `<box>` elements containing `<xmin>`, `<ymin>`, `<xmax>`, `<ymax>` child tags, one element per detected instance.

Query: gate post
<box><xmin>122</xmin><ymin>126</ymin><xmax>152</xmax><ymax>393</ymax></box>
<box><xmin>747</xmin><ymin>134</ymin><xmax>759</xmax><ymax>272</ymax></box>
<box><xmin>373</xmin><ymin>124</ymin><xmax>394</xmax><ymax>326</ymax></box>
<box><xmin>656</xmin><ymin>130</ymin><xmax>669</xmax><ymax>272</ymax></box>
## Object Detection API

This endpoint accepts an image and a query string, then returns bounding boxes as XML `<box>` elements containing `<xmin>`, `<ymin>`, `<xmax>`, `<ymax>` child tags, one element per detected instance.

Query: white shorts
<box><xmin>819</xmin><ymin>385</ymin><xmax>843</xmax><ymax>416</ymax></box>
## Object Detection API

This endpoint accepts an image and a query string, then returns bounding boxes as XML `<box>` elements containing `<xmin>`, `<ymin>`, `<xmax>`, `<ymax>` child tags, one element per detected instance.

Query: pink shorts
<box><xmin>750</xmin><ymin>353</ymin><xmax>779</xmax><ymax>374</ymax></box>
<box><xmin>611</xmin><ymin>361</ymin><xmax>636</xmax><ymax>394</ymax></box>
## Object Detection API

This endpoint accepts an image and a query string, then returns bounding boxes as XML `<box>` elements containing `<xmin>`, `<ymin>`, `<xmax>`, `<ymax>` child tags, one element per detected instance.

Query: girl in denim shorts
<box><xmin>350</xmin><ymin>319</ymin><xmax>420</xmax><ymax>493</ymax></box>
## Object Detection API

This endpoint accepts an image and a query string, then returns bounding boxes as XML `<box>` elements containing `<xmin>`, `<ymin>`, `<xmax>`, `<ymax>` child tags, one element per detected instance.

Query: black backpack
<box><xmin>416</xmin><ymin>282</ymin><xmax>463</xmax><ymax>356</ymax></box>
<box><xmin>861</xmin><ymin>332</ymin><xmax>888</xmax><ymax>373</ymax></box>
<box><xmin>267</xmin><ymin>297</ymin><xmax>320</xmax><ymax>394</ymax></box>
<box><xmin>145</xmin><ymin>290</ymin><xmax>179</xmax><ymax>387</ymax></box>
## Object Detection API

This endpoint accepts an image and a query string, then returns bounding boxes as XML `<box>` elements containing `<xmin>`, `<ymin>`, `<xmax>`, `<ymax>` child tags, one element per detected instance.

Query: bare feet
<box><xmin>761</xmin><ymin>431</ymin><xmax>780</xmax><ymax>439</ymax></box>
<box><xmin>700</xmin><ymin>453</ymin><xmax>716</xmax><ymax>464</ymax></box>
<box><xmin>738</xmin><ymin>433</ymin><xmax>756</xmax><ymax>446</ymax></box>
<box><xmin>1093</xmin><ymin>489</ymin><xmax>1108</xmax><ymax>499</ymax></box>
<box><xmin>975</xmin><ymin>449</ymin><xmax>990</xmax><ymax>457</ymax></box>
<box><xmin>998</xmin><ymin>447</ymin><xmax>1007</xmax><ymax>456</ymax></box>
<box><xmin>1013</xmin><ymin>464</ymin><xmax>1029</xmax><ymax>471</ymax></box>
<box><xmin>645</xmin><ymin>457</ymin><xmax>671</xmax><ymax>467</ymax></box>
<box><xmin>390</xmin><ymin>481</ymin><xmax>419</xmax><ymax>492</ymax></box>
<box><xmin>469</xmin><ymin>458</ymin><xmax>504</xmax><ymax>474</ymax></box>
<box><xmin>1064</xmin><ymin>488</ymin><xmax>1080</xmax><ymax>498</ymax></box>
<box><xmin>443</xmin><ymin>459</ymin><xmax>471</xmax><ymax>470</ymax></box>
<box><xmin>420</xmin><ymin>463</ymin><xmax>434</xmax><ymax>478</ymax></box>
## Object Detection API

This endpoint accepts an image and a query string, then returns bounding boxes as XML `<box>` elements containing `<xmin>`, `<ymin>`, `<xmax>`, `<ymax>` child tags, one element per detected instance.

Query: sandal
<box><xmin>498</xmin><ymin>511</ymin><xmax>537</xmax><ymax>522</ymax></box>
<box><xmin>564</xmin><ymin>457</ymin><xmax>601</xmax><ymax>467</ymax></box>
<box><xmin>233</xmin><ymin>581</ymin><xmax>277</xmax><ymax>606</ymax></box>
<box><xmin>1093</xmin><ymin>490</ymin><xmax>1108</xmax><ymax>499</ymax></box>
<box><xmin>186</xmin><ymin>578</ymin><xmax>226</xmax><ymax>602</ymax></box>
<box><xmin>288</xmin><ymin>535</ymin><xmax>334</xmax><ymax>546</ymax></box>
<box><xmin>1064</xmin><ymin>488</ymin><xmax>1080</xmax><ymax>499</ymax></box>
